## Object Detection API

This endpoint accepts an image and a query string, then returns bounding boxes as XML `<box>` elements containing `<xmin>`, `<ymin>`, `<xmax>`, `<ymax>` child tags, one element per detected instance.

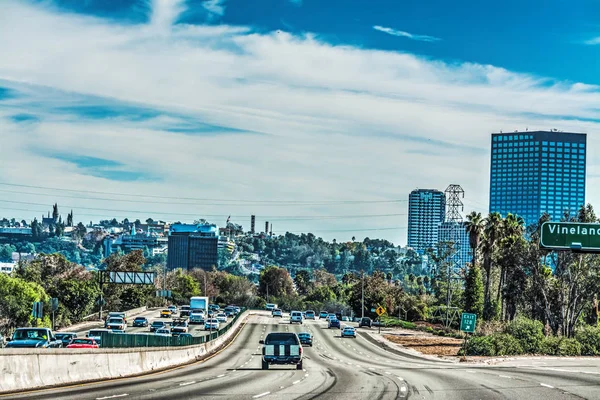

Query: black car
<box><xmin>328</xmin><ymin>318</ymin><xmax>341</xmax><ymax>329</ymax></box>
<box><xmin>261</xmin><ymin>332</ymin><xmax>303</xmax><ymax>370</ymax></box>
<box><xmin>359</xmin><ymin>317</ymin><xmax>372</xmax><ymax>328</ymax></box>
<box><xmin>297</xmin><ymin>332</ymin><xmax>313</xmax><ymax>346</ymax></box>
<box><xmin>133</xmin><ymin>317</ymin><xmax>149</xmax><ymax>327</ymax></box>
<box><xmin>55</xmin><ymin>332</ymin><xmax>77</xmax><ymax>347</ymax></box>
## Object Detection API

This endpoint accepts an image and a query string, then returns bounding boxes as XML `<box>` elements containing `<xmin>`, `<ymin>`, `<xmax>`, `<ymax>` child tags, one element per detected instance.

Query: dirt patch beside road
<box><xmin>383</xmin><ymin>333</ymin><xmax>464</xmax><ymax>356</ymax></box>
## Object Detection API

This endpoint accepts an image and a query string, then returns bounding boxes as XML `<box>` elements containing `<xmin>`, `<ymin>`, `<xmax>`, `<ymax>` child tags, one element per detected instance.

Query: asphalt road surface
<box><xmin>6</xmin><ymin>313</ymin><xmax>600</xmax><ymax>400</ymax></box>
<box><xmin>61</xmin><ymin>308</ymin><xmax>233</xmax><ymax>338</ymax></box>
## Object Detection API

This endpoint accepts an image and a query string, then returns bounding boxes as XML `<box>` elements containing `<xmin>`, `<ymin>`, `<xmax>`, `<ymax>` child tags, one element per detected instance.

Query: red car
<box><xmin>66</xmin><ymin>338</ymin><xmax>99</xmax><ymax>348</ymax></box>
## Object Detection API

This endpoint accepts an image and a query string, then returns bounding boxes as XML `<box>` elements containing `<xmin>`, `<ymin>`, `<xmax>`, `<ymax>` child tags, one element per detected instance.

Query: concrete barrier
<box><xmin>0</xmin><ymin>310</ymin><xmax>253</xmax><ymax>394</ymax></box>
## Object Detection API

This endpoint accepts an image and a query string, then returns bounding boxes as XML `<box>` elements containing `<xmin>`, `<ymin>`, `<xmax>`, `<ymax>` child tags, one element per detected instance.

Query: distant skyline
<box><xmin>1</xmin><ymin>0</ymin><xmax>599</xmax><ymax>244</ymax></box>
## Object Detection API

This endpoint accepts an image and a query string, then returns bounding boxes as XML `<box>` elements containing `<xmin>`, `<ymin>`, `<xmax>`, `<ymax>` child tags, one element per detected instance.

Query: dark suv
<box><xmin>359</xmin><ymin>317</ymin><xmax>372</xmax><ymax>328</ymax></box>
<box><xmin>261</xmin><ymin>332</ymin><xmax>303</xmax><ymax>370</ymax></box>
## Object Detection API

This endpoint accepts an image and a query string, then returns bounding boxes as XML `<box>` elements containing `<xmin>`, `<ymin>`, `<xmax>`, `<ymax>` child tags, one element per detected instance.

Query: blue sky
<box><xmin>1</xmin><ymin>0</ymin><xmax>599</xmax><ymax>243</ymax></box>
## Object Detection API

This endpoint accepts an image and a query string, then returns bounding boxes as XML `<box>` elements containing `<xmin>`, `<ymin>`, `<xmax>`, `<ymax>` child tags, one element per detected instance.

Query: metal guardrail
<box><xmin>99</xmin><ymin>309</ymin><xmax>245</xmax><ymax>348</ymax></box>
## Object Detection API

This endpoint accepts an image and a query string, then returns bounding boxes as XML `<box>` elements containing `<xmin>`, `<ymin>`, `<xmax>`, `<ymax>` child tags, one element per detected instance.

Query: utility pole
<box><xmin>361</xmin><ymin>270</ymin><xmax>365</xmax><ymax>319</ymax></box>
<box><xmin>266</xmin><ymin>283</ymin><xmax>269</xmax><ymax>304</ymax></box>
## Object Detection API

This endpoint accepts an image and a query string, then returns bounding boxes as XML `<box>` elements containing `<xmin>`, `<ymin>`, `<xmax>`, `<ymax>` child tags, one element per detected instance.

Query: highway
<box><xmin>61</xmin><ymin>308</ymin><xmax>232</xmax><ymax>339</ymax></box>
<box><xmin>5</xmin><ymin>313</ymin><xmax>600</xmax><ymax>400</ymax></box>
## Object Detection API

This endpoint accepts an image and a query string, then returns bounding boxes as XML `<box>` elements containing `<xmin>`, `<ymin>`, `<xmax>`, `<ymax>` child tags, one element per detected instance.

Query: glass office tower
<box><xmin>489</xmin><ymin>131</ymin><xmax>586</xmax><ymax>227</ymax></box>
<box><xmin>407</xmin><ymin>189</ymin><xmax>446</xmax><ymax>254</ymax></box>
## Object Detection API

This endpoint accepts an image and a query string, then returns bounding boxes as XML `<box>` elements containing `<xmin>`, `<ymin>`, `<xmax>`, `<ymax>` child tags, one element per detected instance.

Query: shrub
<box><xmin>542</xmin><ymin>337</ymin><xmax>581</xmax><ymax>356</ymax></box>
<box><xmin>575</xmin><ymin>326</ymin><xmax>600</xmax><ymax>356</ymax></box>
<box><xmin>493</xmin><ymin>333</ymin><xmax>523</xmax><ymax>356</ymax></box>
<box><xmin>505</xmin><ymin>317</ymin><xmax>545</xmax><ymax>354</ymax></box>
<box><xmin>467</xmin><ymin>335</ymin><xmax>496</xmax><ymax>356</ymax></box>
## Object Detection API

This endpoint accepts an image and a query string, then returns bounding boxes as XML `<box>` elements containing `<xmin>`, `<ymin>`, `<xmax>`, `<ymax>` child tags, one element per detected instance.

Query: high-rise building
<box><xmin>167</xmin><ymin>223</ymin><xmax>219</xmax><ymax>271</ymax></box>
<box><xmin>407</xmin><ymin>189</ymin><xmax>446</xmax><ymax>254</ymax></box>
<box><xmin>437</xmin><ymin>221</ymin><xmax>472</xmax><ymax>271</ymax></box>
<box><xmin>490</xmin><ymin>131</ymin><xmax>586</xmax><ymax>227</ymax></box>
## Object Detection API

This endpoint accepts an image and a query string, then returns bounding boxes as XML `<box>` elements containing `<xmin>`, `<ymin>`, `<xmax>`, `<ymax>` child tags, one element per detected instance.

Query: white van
<box><xmin>290</xmin><ymin>311</ymin><xmax>303</xmax><ymax>324</ymax></box>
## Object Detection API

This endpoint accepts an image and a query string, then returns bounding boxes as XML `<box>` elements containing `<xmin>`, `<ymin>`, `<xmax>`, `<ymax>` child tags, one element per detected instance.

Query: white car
<box><xmin>272</xmin><ymin>309</ymin><xmax>283</xmax><ymax>318</ymax></box>
<box><xmin>155</xmin><ymin>328</ymin><xmax>171</xmax><ymax>337</ymax></box>
<box><xmin>216</xmin><ymin>313</ymin><xmax>227</xmax><ymax>323</ymax></box>
<box><xmin>290</xmin><ymin>311</ymin><xmax>303</xmax><ymax>324</ymax></box>
<box><xmin>205</xmin><ymin>319</ymin><xmax>220</xmax><ymax>330</ymax></box>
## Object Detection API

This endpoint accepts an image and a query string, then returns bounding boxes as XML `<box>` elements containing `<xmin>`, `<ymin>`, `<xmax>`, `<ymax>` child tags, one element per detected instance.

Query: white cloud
<box><xmin>0</xmin><ymin>1</ymin><xmax>599</xmax><ymax>243</ymax></box>
<box><xmin>202</xmin><ymin>0</ymin><xmax>227</xmax><ymax>18</ymax></box>
<box><xmin>584</xmin><ymin>36</ymin><xmax>600</xmax><ymax>45</ymax></box>
<box><xmin>373</xmin><ymin>25</ymin><xmax>441</xmax><ymax>42</ymax></box>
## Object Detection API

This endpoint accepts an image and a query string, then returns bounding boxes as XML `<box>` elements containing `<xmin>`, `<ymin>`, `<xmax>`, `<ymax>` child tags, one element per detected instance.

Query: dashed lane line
<box><xmin>540</xmin><ymin>383</ymin><xmax>554</xmax><ymax>389</ymax></box>
<box><xmin>253</xmin><ymin>392</ymin><xmax>271</xmax><ymax>398</ymax></box>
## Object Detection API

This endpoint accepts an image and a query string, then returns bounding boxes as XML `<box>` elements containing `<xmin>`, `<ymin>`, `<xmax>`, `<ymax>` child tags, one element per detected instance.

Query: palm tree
<box><xmin>481</xmin><ymin>212</ymin><xmax>502</xmax><ymax>319</ymax></box>
<box><xmin>465</xmin><ymin>211</ymin><xmax>484</xmax><ymax>268</ymax></box>
<box><xmin>496</xmin><ymin>213</ymin><xmax>525</xmax><ymax>319</ymax></box>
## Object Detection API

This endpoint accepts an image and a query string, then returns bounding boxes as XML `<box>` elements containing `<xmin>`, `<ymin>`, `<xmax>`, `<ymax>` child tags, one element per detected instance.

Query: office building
<box><xmin>407</xmin><ymin>189</ymin><xmax>446</xmax><ymax>254</ymax></box>
<box><xmin>103</xmin><ymin>233</ymin><xmax>167</xmax><ymax>258</ymax></box>
<box><xmin>437</xmin><ymin>221</ymin><xmax>472</xmax><ymax>271</ymax></box>
<box><xmin>490</xmin><ymin>131</ymin><xmax>586</xmax><ymax>227</ymax></box>
<box><xmin>167</xmin><ymin>223</ymin><xmax>219</xmax><ymax>271</ymax></box>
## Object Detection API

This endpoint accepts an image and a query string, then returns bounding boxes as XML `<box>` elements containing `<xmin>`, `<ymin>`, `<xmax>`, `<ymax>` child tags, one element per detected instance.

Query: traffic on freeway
<box><xmin>3</xmin><ymin>310</ymin><xmax>600</xmax><ymax>400</ymax></box>
<box><xmin>15</xmin><ymin>304</ymin><xmax>239</xmax><ymax>349</ymax></box>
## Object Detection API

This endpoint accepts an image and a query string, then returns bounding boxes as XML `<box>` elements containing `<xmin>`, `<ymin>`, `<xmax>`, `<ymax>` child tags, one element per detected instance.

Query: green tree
<box><xmin>0</xmin><ymin>244</ymin><xmax>16</xmax><ymax>261</ymax></box>
<box><xmin>0</xmin><ymin>273</ymin><xmax>50</xmax><ymax>330</ymax></box>
<box><xmin>463</xmin><ymin>264</ymin><xmax>484</xmax><ymax>318</ymax></box>
<box><xmin>294</xmin><ymin>270</ymin><xmax>311</xmax><ymax>296</ymax></box>
<box><xmin>259</xmin><ymin>266</ymin><xmax>294</xmax><ymax>299</ymax></box>
<box><xmin>166</xmin><ymin>269</ymin><xmax>201</xmax><ymax>304</ymax></box>
<box><xmin>465</xmin><ymin>211</ymin><xmax>484</xmax><ymax>267</ymax></box>
<box><xmin>481</xmin><ymin>212</ymin><xmax>502</xmax><ymax>320</ymax></box>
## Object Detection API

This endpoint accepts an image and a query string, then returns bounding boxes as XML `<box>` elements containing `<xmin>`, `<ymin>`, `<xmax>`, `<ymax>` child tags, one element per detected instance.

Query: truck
<box><xmin>260</xmin><ymin>332</ymin><xmax>303</xmax><ymax>370</ymax></box>
<box><xmin>5</xmin><ymin>327</ymin><xmax>62</xmax><ymax>348</ymax></box>
<box><xmin>190</xmin><ymin>296</ymin><xmax>209</xmax><ymax>315</ymax></box>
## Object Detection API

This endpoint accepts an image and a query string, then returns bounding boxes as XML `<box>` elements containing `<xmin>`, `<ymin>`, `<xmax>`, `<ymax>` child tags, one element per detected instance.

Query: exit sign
<box><xmin>460</xmin><ymin>313</ymin><xmax>477</xmax><ymax>333</ymax></box>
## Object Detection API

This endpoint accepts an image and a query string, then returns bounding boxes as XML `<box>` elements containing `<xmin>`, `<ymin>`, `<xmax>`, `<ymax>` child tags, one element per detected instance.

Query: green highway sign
<box><xmin>460</xmin><ymin>313</ymin><xmax>477</xmax><ymax>333</ymax></box>
<box><xmin>540</xmin><ymin>222</ymin><xmax>600</xmax><ymax>252</ymax></box>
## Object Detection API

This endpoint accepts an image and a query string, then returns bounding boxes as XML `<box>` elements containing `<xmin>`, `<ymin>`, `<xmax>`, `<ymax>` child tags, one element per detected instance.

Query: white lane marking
<box><xmin>368</xmin><ymin>367</ymin><xmax>375</xmax><ymax>370</ymax></box>
<box><xmin>465</xmin><ymin>370</ymin><xmax>477</xmax><ymax>373</ymax></box>
<box><xmin>279</xmin><ymin>386</ymin><xmax>285</xmax><ymax>389</ymax></box>
<box><xmin>400</xmin><ymin>386</ymin><xmax>407</xmax><ymax>392</ymax></box>
<box><xmin>292</xmin><ymin>380</ymin><xmax>301</xmax><ymax>385</ymax></box>
<box><xmin>217</xmin><ymin>374</ymin><xmax>225</xmax><ymax>378</ymax></box>
<box><xmin>397</xmin><ymin>376</ymin><xmax>404</xmax><ymax>381</ymax></box>
<box><xmin>540</xmin><ymin>383</ymin><xmax>554</xmax><ymax>389</ymax></box>
<box><xmin>253</xmin><ymin>392</ymin><xmax>271</xmax><ymax>398</ymax></box>
<box><xmin>232</xmin><ymin>369</ymin><xmax>237</xmax><ymax>372</ymax></box>
<box><xmin>499</xmin><ymin>375</ymin><xmax>512</xmax><ymax>379</ymax></box>
<box><xmin>96</xmin><ymin>395</ymin><xmax>128</xmax><ymax>400</ymax></box>
<box><xmin>304</xmin><ymin>374</ymin><xmax>309</xmax><ymax>377</ymax></box>
<box><xmin>385</xmin><ymin>371</ymin><xmax>391</xmax><ymax>375</ymax></box>
<box><xmin>179</xmin><ymin>381</ymin><xmax>196</xmax><ymax>386</ymax></box>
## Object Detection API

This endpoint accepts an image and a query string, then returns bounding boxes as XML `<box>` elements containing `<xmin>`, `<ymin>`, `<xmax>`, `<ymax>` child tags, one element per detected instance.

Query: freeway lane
<box><xmin>5</xmin><ymin>314</ymin><xmax>600</xmax><ymax>400</ymax></box>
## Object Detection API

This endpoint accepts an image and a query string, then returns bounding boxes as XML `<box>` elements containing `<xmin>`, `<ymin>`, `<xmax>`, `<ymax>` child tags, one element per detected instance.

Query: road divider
<box><xmin>0</xmin><ymin>310</ymin><xmax>254</xmax><ymax>394</ymax></box>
